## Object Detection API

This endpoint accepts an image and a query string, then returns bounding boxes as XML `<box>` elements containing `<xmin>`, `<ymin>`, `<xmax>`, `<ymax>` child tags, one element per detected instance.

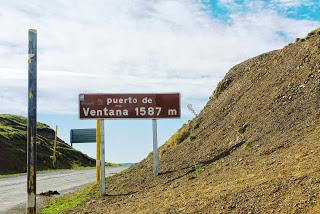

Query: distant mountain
<box><xmin>0</xmin><ymin>114</ymin><xmax>95</xmax><ymax>174</ymax></box>
<box><xmin>119</xmin><ymin>163</ymin><xmax>135</xmax><ymax>167</ymax></box>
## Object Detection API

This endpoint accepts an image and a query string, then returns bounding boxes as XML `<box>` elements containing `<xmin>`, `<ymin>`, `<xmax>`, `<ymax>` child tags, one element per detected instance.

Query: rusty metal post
<box><xmin>26</xmin><ymin>29</ymin><xmax>37</xmax><ymax>214</ymax></box>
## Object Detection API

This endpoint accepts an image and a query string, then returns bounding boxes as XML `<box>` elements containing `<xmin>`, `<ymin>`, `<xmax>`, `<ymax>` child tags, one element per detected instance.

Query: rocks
<box><xmin>39</xmin><ymin>190</ymin><xmax>60</xmax><ymax>196</ymax></box>
<box><xmin>85</xmin><ymin>200</ymin><xmax>97</xmax><ymax>206</ymax></box>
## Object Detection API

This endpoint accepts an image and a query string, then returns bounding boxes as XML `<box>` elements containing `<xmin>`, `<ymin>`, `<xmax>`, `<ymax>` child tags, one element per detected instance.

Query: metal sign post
<box><xmin>96</xmin><ymin>120</ymin><xmax>101</xmax><ymax>184</ymax></box>
<box><xmin>152</xmin><ymin>119</ymin><xmax>158</xmax><ymax>176</ymax></box>
<box><xmin>27</xmin><ymin>29</ymin><xmax>37</xmax><ymax>214</ymax></box>
<box><xmin>187</xmin><ymin>104</ymin><xmax>198</xmax><ymax>117</ymax></box>
<box><xmin>99</xmin><ymin>120</ymin><xmax>106</xmax><ymax>196</ymax></box>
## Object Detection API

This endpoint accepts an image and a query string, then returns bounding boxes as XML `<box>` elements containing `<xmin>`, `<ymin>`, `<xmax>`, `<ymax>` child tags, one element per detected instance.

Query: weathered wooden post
<box><xmin>26</xmin><ymin>28</ymin><xmax>37</xmax><ymax>214</ymax></box>
<box><xmin>51</xmin><ymin>125</ymin><xmax>58</xmax><ymax>167</ymax></box>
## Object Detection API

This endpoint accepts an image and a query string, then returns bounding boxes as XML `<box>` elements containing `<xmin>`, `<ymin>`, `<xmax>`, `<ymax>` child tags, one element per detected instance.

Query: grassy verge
<box><xmin>40</xmin><ymin>176</ymin><xmax>116</xmax><ymax>213</ymax></box>
<box><xmin>105</xmin><ymin>162</ymin><xmax>122</xmax><ymax>167</ymax></box>
<box><xmin>40</xmin><ymin>183</ymin><xmax>98</xmax><ymax>214</ymax></box>
<box><xmin>0</xmin><ymin>172</ymin><xmax>28</xmax><ymax>179</ymax></box>
<box><xmin>71</xmin><ymin>163</ymin><xmax>96</xmax><ymax>170</ymax></box>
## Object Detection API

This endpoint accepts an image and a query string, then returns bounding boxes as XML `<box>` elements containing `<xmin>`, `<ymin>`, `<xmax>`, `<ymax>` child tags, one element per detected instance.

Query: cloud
<box><xmin>270</xmin><ymin>0</ymin><xmax>310</xmax><ymax>8</ymax></box>
<box><xmin>0</xmin><ymin>0</ymin><xmax>318</xmax><ymax>115</ymax></box>
<box><xmin>218</xmin><ymin>0</ymin><xmax>317</xmax><ymax>11</ymax></box>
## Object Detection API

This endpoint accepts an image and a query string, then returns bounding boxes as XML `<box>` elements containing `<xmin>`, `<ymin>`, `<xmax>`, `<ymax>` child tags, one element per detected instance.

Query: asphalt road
<box><xmin>0</xmin><ymin>167</ymin><xmax>126</xmax><ymax>213</ymax></box>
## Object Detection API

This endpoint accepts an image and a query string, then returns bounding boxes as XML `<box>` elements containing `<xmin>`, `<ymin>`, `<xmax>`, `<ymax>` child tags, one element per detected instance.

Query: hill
<box><xmin>0</xmin><ymin>114</ymin><xmax>95</xmax><ymax>174</ymax></box>
<box><xmin>67</xmin><ymin>29</ymin><xmax>320</xmax><ymax>213</ymax></box>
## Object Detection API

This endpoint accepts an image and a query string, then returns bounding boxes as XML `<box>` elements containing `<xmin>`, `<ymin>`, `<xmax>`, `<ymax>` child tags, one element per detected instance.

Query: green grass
<box><xmin>0</xmin><ymin>124</ymin><xmax>24</xmax><ymax>138</ymax></box>
<box><xmin>0</xmin><ymin>172</ymin><xmax>27</xmax><ymax>179</ymax></box>
<box><xmin>158</xmin><ymin>121</ymin><xmax>193</xmax><ymax>159</ymax></box>
<box><xmin>71</xmin><ymin>162</ymin><xmax>121</xmax><ymax>169</ymax></box>
<box><xmin>105</xmin><ymin>162</ymin><xmax>121</xmax><ymax>167</ymax></box>
<box><xmin>71</xmin><ymin>163</ymin><xmax>95</xmax><ymax>170</ymax></box>
<box><xmin>0</xmin><ymin>113</ymin><xmax>97</xmax><ymax>175</ymax></box>
<box><xmin>188</xmin><ymin>134</ymin><xmax>196</xmax><ymax>141</ymax></box>
<box><xmin>0</xmin><ymin>114</ymin><xmax>48</xmax><ymax>141</ymax></box>
<box><xmin>194</xmin><ymin>163</ymin><xmax>204</xmax><ymax>175</ymax></box>
<box><xmin>40</xmin><ymin>184</ymin><xmax>98</xmax><ymax>214</ymax></box>
<box><xmin>242</xmin><ymin>141</ymin><xmax>252</xmax><ymax>151</ymax></box>
<box><xmin>166</xmin><ymin>123</ymin><xmax>191</xmax><ymax>147</ymax></box>
<box><xmin>0</xmin><ymin>114</ymin><xmax>48</xmax><ymax>129</ymax></box>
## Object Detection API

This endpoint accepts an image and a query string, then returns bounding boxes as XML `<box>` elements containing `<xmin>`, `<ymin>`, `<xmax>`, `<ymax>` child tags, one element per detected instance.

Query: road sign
<box><xmin>70</xmin><ymin>128</ymin><xmax>96</xmax><ymax>145</ymax></box>
<box><xmin>78</xmin><ymin>93</ymin><xmax>181</xmax><ymax>181</ymax></box>
<box><xmin>79</xmin><ymin>93</ymin><xmax>180</xmax><ymax>119</ymax></box>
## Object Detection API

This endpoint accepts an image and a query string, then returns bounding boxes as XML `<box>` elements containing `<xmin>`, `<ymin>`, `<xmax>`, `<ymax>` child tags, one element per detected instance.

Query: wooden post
<box><xmin>26</xmin><ymin>29</ymin><xmax>37</xmax><ymax>214</ymax></box>
<box><xmin>52</xmin><ymin>125</ymin><xmax>58</xmax><ymax>167</ymax></box>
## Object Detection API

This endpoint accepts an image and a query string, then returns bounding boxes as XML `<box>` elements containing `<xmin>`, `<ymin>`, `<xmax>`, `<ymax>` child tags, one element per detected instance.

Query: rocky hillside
<box><xmin>0</xmin><ymin>114</ymin><xmax>95</xmax><ymax>174</ymax></box>
<box><xmin>70</xmin><ymin>29</ymin><xmax>320</xmax><ymax>213</ymax></box>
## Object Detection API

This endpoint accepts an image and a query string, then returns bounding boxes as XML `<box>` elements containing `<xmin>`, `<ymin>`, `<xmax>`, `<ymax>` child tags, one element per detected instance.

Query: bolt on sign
<box><xmin>79</xmin><ymin>93</ymin><xmax>180</xmax><ymax>119</ymax></box>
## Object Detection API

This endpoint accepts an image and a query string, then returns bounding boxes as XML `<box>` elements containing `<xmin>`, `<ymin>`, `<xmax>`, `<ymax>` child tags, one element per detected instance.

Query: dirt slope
<box><xmin>69</xmin><ymin>29</ymin><xmax>320</xmax><ymax>213</ymax></box>
<box><xmin>0</xmin><ymin>114</ymin><xmax>95</xmax><ymax>174</ymax></box>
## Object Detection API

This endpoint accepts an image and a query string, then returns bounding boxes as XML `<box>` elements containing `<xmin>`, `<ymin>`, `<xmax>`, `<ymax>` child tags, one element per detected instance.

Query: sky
<box><xmin>0</xmin><ymin>0</ymin><xmax>319</xmax><ymax>163</ymax></box>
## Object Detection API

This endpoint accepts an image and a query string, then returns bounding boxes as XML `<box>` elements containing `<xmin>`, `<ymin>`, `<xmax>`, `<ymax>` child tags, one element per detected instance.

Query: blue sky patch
<box><xmin>202</xmin><ymin>0</ymin><xmax>320</xmax><ymax>22</ymax></box>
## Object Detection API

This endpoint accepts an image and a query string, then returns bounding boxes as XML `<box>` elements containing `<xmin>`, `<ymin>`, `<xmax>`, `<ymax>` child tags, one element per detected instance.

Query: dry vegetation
<box><xmin>59</xmin><ymin>29</ymin><xmax>320</xmax><ymax>213</ymax></box>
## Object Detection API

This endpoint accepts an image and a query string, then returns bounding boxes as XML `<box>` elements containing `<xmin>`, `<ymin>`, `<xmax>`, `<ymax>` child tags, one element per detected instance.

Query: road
<box><xmin>0</xmin><ymin>167</ymin><xmax>126</xmax><ymax>213</ymax></box>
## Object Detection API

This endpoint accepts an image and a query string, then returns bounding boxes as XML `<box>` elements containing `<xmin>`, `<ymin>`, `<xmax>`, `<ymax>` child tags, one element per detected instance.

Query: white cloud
<box><xmin>270</xmin><ymin>0</ymin><xmax>309</xmax><ymax>8</ymax></box>
<box><xmin>218</xmin><ymin>0</ymin><xmax>315</xmax><ymax>11</ymax></box>
<box><xmin>0</xmin><ymin>0</ymin><xmax>318</xmax><ymax>115</ymax></box>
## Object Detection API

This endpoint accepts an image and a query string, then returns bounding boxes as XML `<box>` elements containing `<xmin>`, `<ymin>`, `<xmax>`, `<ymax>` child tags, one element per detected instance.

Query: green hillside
<box><xmin>0</xmin><ymin>114</ymin><xmax>95</xmax><ymax>174</ymax></box>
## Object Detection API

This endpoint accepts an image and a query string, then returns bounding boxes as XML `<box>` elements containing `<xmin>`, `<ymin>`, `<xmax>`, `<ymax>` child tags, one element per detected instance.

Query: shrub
<box><xmin>189</xmin><ymin>134</ymin><xmax>196</xmax><ymax>141</ymax></box>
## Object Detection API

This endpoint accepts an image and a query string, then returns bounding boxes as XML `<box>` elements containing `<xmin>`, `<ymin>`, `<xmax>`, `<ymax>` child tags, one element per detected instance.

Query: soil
<box><xmin>67</xmin><ymin>29</ymin><xmax>320</xmax><ymax>213</ymax></box>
